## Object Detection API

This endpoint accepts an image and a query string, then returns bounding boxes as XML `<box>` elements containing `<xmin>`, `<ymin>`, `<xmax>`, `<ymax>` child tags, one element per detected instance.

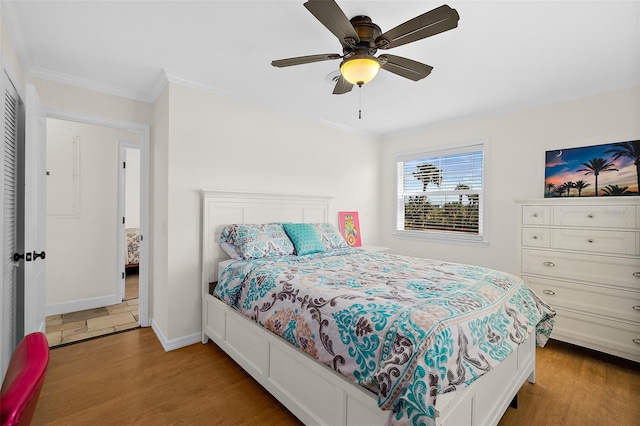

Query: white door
<box><xmin>1</xmin><ymin>72</ymin><xmax>23</xmax><ymax>375</ymax></box>
<box><xmin>23</xmin><ymin>85</ymin><xmax>46</xmax><ymax>334</ymax></box>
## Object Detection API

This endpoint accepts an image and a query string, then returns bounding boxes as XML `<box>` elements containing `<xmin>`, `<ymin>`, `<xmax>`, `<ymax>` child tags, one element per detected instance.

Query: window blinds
<box><xmin>396</xmin><ymin>144</ymin><xmax>484</xmax><ymax>239</ymax></box>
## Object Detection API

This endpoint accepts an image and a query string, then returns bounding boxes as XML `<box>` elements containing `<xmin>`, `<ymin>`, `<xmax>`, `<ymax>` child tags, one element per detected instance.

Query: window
<box><xmin>396</xmin><ymin>143</ymin><xmax>486</xmax><ymax>244</ymax></box>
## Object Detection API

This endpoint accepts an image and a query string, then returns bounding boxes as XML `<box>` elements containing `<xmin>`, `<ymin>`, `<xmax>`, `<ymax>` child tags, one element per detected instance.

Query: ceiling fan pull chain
<box><xmin>358</xmin><ymin>85</ymin><xmax>362</xmax><ymax>119</ymax></box>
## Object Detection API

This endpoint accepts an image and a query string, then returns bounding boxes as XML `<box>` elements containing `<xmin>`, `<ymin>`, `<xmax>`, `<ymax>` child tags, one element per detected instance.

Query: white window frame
<box><xmin>394</xmin><ymin>141</ymin><xmax>489</xmax><ymax>247</ymax></box>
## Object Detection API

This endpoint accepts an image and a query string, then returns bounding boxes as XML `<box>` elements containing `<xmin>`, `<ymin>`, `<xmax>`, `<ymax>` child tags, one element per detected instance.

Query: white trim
<box><xmin>147</xmin><ymin>69</ymin><xmax>169</xmax><ymax>103</ymax></box>
<box><xmin>43</xmin><ymin>110</ymin><xmax>151</xmax><ymax>327</ymax></box>
<box><xmin>45</xmin><ymin>294</ymin><xmax>119</xmax><ymax>316</ymax></box>
<box><xmin>151</xmin><ymin>319</ymin><xmax>201</xmax><ymax>352</ymax></box>
<box><xmin>28</xmin><ymin>66</ymin><xmax>154</xmax><ymax>103</ymax></box>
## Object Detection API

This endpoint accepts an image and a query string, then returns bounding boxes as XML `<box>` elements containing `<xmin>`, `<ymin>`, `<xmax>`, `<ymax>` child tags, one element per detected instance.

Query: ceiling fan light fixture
<box><xmin>340</xmin><ymin>55</ymin><xmax>380</xmax><ymax>86</ymax></box>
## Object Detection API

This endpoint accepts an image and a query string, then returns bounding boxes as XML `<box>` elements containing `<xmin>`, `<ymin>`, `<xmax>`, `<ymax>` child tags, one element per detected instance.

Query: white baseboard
<box><xmin>150</xmin><ymin>319</ymin><xmax>201</xmax><ymax>352</ymax></box>
<box><xmin>45</xmin><ymin>294</ymin><xmax>120</xmax><ymax>316</ymax></box>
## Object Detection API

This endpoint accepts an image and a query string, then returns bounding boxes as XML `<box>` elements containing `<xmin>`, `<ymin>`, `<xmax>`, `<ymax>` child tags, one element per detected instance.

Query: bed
<box><xmin>125</xmin><ymin>227</ymin><xmax>140</xmax><ymax>268</ymax></box>
<box><xmin>200</xmin><ymin>190</ymin><xmax>555</xmax><ymax>426</ymax></box>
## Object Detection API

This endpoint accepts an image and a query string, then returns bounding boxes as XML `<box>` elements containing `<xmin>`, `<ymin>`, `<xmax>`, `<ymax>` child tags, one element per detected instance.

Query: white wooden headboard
<box><xmin>201</xmin><ymin>190</ymin><xmax>332</xmax><ymax>290</ymax></box>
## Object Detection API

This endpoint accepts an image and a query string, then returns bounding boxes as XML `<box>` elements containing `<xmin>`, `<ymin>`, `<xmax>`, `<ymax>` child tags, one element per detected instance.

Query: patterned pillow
<box><xmin>219</xmin><ymin>225</ymin><xmax>242</xmax><ymax>259</ymax></box>
<box><xmin>219</xmin><ymin>223</ymin><xmax>294</xmax><ymax>260</ymax></box>
<box><xmin>283</xmin><ymin>223</ymin><xmax>325</xmax><ymax>256</ymax></box>
<box><xmin>312</xmin><ymin>223</ymin><xmax>349</xmax><ymax>250</ymax></box>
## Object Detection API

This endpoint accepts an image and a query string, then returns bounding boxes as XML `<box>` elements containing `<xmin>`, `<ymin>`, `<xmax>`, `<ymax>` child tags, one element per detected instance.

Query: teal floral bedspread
<box><xmin>213</xmin><ymin>249</ymin><xmax>555</xmax><ymax>425</ymax></box>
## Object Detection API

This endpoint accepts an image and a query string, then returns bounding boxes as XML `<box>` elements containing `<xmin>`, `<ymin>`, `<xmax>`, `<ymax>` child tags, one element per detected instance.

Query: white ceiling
<box><xmin>4</xmin><ymin>0</ymin><xmax>639</xmax><ymax>136</ymax></box>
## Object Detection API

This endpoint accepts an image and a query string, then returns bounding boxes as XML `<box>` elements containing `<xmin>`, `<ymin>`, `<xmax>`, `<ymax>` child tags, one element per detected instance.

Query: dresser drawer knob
<box><xmin>587</xmin><ymin>239</ymin><xmax>594</xmax><ymax>243</ymax></box>
<box><xmin>634</xmin><ymin>272</ymin><xmax>640</xmax><ymax>278</ymax></box>
<box><xmin>634</xmin><ymin>339</ymin><xmax>640</xmax><ymax>345</ymax></box>
<box><xmin>532</xmin><ymin>235</ymin><xmax>538</xmax><ymax>240</ymax></box>
<box><xmin>533</xmin><ymin>213</ymin><xmax>539</xmax><ymax>218</ymax></box>
<box><xmin>543</xmin><ymin>261</ymin><xmax>555</xmax><ymax>267</ymax></box>
<box><xmin>542</xmin><ymin>290</ymin><xmax>555</xmax><ymax>296</ymax></box>
<box><xmin>588</xmin><ymin>213</ymin><xmax>595</xmax><ymax>218</ymax></box>
<box><xmin>633</xmin><ymin>305</ymin><xmax>640</xmax><ymax>311</ymax></box>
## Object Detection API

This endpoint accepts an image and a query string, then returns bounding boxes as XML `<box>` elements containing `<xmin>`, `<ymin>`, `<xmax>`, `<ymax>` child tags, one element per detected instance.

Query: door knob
<box><xmin>33</xmin><ymin>251</ymin><xmax>46</xmax><ymax>260</ymax></box>
<box><xmin>12</xmin><ymin>252</ymin><xmax>32</xmax><ymax>261</ymax></box>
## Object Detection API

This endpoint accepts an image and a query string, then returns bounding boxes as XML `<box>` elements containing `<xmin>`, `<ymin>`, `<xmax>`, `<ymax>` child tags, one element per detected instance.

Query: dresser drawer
<box><xmin>521</xmin><ymin>249</ymin><xmax>640</xmax><ymax>291</ymax></box>
<box><xmin>521</xmin><ymin>227</ymin><xmax>550</xmax><ymax>248</ymax></box>
<box><xmin>522</xmin><ymin>205</ymin><xmax>551</xmax><ymax>225</ymax></box>
<box><xmin>552</xmin><ymin>205</ymin><xmax>636</xmax><ymax>228</ymax></box>
<box><xmin>551</xmin><ymin>309</ymin><xmax>640</xmax><ymax>363</ymax></box>
<box><xmin>551</xmin><ymin>228</ymin><xmax>639</xmax><ymax>255</ymax></box>
<box><xmin>523</xmin><ymin>275</ymin><xmax>640</xmax><ymax>323</ymax></box>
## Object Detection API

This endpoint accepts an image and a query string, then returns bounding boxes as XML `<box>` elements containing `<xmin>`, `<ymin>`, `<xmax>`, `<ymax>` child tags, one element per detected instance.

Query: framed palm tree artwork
<box><xmin>544</xmin><ymin>140</ymin><xmax>639</xmax><ymax>197</ymax></box>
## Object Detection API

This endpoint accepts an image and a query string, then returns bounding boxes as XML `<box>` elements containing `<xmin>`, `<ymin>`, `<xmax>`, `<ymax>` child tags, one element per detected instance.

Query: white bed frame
<box><xmin>201</xmin><ymin>190</ymin><xmax>536</xmax><ymax>426</ymax></box>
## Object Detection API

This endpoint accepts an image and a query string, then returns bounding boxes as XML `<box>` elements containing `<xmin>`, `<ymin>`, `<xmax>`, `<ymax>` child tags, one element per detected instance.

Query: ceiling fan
<box><xmin>271</xmin><ymin>0</ymin><xmax>460</xmax><ymax>95</ymax></box>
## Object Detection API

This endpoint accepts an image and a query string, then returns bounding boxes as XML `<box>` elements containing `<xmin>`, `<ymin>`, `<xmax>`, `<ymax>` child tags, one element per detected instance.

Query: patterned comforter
<box><xmin>214</xmin><ymin>249</ymin><xmax>555</xmax><ymax>425</ymax></box>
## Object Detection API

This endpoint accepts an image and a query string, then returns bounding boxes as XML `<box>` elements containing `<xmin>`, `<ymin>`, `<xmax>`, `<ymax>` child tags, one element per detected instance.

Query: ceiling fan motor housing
<box><xmin>345</xmin><ymin>16</ymin><xmax>382</xmax><ymax>57</ymax></box>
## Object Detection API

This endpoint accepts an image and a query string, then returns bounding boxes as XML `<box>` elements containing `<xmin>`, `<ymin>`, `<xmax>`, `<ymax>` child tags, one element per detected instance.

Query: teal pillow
<box><xmin>283</xmin><ymin>223</ymin><xmax>325</xmax><ymax>256</ymax></box>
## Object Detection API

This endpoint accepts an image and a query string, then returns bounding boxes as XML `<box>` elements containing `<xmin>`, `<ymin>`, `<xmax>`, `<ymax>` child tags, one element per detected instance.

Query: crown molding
<box><xmin>147</xmin><ymin>69</ymin><xmax>169</xmax><ymax>102</ymax></box>
<box><xmin>27</xmin><ymin>66</ymin><xmax>155</xmax><ymax>102</ymax></box>
<box><xmin>1</xmin><ymin>0</ymin><xmax>33</xmax><ymax>71</ymax></box>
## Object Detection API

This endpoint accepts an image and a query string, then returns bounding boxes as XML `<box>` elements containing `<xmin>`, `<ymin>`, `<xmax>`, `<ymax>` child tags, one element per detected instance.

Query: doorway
<box><xmin>119</xmin><ymin>142</ymin><xmax>141</xmax><ymax>303</ymax></box>
<box><xmin>43</xmin><ymin>114</ymin><xmax>149</xmax><ymax>346</ymax></box>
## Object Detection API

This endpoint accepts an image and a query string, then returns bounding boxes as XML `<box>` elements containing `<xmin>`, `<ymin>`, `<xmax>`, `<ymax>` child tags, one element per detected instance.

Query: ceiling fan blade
<box><xmin>379</xmin><ymin>54</ymin><xmax>433</xmax><ymax>81</ymax></box>
<box><xmin>271</xmin><ymin>53</ymin><xmax>341</xmax><ymax>68</ymax></box>
<box><xmin>332</xmin><ymin>74</ymin><xmax>353</xmax><ymax>95</ymax></box>
<box><xmin>304</xmin><ymin>0</ymin><xmax>360</xmax><ymax>46</ymax></box>
<box><xmin>376</xmin><ymin>5</ymin><xmax>459</xmax><ymax>50</ymax></box>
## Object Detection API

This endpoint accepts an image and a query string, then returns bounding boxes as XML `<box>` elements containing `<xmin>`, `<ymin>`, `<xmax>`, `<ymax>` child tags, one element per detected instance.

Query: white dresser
<box><xmin>516</xmin><ymin>198</ymin><xmax>640</xmax><ymax>362</ymax></box>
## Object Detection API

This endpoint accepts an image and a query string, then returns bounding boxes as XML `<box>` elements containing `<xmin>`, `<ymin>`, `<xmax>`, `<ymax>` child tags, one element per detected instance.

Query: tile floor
<box><xmin>45</xmin><ymin>273</ymin><xmax>140</xmax><ymax>347</ymax></box>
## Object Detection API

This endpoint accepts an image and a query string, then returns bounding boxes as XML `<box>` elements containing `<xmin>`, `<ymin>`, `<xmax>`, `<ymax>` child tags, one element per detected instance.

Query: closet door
<box><xmin>23</xmin><ymin>84</ymin><xmax>46</xmax><ymax>335</ymax></box>
<box><xmin>1</xmin><ymin>72</ymin><xmax>23</xmax><ymax>377</ymax></box>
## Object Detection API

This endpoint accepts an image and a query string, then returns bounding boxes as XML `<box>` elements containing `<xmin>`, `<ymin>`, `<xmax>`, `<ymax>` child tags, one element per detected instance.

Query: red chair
<box><xmin>1</xmin><ymin>332</ymin><xmax>50</xmax><ymax>426</ymax></box>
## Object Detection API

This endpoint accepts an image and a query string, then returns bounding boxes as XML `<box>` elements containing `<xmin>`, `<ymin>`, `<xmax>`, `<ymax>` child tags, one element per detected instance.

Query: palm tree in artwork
<box><xmin>562</xmin><ymin>181</ymin><xmax>576</xmax><ymax>197</ymax></box>
<box><xmin>573</xmin><ymin>180</ymin><xmax>591</xmax><ymax>197</ymax></box>
<box><xmin>555</xmin><ymin>184</ymin><xmax>567</xmax><ymax>197</ymax></box>
<box><xmin>545</xmin><ymin>183</ymin><xmax>556</xmax><ymax>197</ymax></box>
<box><xmin>576</xmin><ymin>157</ymin><xmax>618</xmax><ymax>196</ymax></box>
<box><xmin>413</xmin><ymin>163</ymin><xmax>442</xmax><ymax>191</ymax></box>
<box><xmin>601</xmin><ymin>184</ymin><xmax>632</xmax><ymax>196</ymax></box>
<box><xmin>605</xmin><ymin>141</ymin><xmax>640</xmax><ymax>195</ymax></box>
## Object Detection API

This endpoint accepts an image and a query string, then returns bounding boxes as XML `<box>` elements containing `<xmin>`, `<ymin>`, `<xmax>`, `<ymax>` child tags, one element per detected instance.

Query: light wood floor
<box><xmin>33</xmin><ymin>329</ymin><xmax>639</xmax><ymax>425</ymax></box>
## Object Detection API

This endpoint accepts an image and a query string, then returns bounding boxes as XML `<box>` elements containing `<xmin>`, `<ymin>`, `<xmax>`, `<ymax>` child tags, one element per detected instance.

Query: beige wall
<box><xmin>151</xmin><ymin>84</ymin><xmax>169</xmax><ymax>336</ymax></box>
<box><xmin>158</xmin><ymin>82</ymin><xmax>382</xmax><ymax>341</ymax></box>
<box><xmin>45</xmin><ymin>119</ymin><xmax>142</xmax><ymax>314</ymax></box>
<box><xmin>380</xmin><ymin>85</ymin><xmax>640</xmax><ymax>273</ymax></box>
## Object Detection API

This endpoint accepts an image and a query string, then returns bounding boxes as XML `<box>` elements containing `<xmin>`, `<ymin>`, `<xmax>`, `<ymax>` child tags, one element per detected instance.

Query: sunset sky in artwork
<box><xmin>544</xmin><ymin>141</ymin><xmax>639</xmax><ymax>197</ymax></box>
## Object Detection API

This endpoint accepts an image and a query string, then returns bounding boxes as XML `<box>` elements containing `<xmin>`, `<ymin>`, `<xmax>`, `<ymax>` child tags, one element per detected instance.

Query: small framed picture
<box><xmin>338</xmin><ymin>211</ymin><xmax>361</xmax><ymax>247</ymax></box>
